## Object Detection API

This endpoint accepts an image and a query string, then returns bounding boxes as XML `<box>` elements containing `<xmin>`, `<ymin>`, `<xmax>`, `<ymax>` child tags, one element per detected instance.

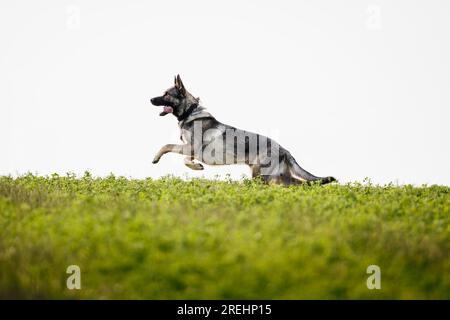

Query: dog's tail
<box><xmin>286</xmin><ymin>153</ymin><xmax>336</xmax><ymax>185</ymax></box>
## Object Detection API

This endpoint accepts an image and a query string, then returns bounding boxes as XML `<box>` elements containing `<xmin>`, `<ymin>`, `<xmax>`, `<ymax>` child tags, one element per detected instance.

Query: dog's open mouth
<box><xmin>160</xmin><ymin>106</ymin><xmax>173</xmax><ymax>116</ymax></box>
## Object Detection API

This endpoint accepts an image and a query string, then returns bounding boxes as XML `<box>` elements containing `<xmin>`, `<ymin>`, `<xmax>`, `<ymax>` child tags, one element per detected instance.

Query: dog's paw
<box><xmin>185</xmin><ymin>162</ymin><xmax>204</xmax><ymax>170</ymax></box>
<box><xmin>194</xmin><ymin>163</ymin><xmax>204</xmax><ymax>170</ymax></box>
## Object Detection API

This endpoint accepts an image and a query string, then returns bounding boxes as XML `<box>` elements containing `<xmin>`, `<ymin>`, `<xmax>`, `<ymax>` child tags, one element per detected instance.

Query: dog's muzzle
<box><xmin>150</xmin><ymin>96</ymin><xmax>167</xmax><ymax>106</ymax></box>
<box><xmin>151</xmin><ymin>96</ymin><xmax>177</xmax><ymax>116</ymax></box>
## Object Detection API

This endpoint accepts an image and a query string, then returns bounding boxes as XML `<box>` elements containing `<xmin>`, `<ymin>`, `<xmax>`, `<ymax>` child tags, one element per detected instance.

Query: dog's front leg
<box><xmin>184</xmin><ymin>157</ymin><xmax>204</xmax><ymax>170</ymax></box>
<box><xmin>152</xmin><ymin>144</ymin><xmax>191</xmax><ymax>164</ymax></box>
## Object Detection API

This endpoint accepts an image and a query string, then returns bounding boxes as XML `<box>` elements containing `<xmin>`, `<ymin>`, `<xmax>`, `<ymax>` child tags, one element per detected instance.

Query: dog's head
<box><xmin>150</xmin><ymin>75</ymin><xmax>199</xmax><ymax>119</ymax></box>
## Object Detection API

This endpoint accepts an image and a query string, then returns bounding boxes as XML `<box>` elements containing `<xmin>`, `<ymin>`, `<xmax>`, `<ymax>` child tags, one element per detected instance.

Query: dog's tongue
<box><xmin>164</xmin><ymin>106</ymin><xmax>173</xmax><ymax>113</ymax></box>
<box><xmin>159</xmin><ymin>106</ymin><xmax>173</xmax><ymax>116</ymax></box>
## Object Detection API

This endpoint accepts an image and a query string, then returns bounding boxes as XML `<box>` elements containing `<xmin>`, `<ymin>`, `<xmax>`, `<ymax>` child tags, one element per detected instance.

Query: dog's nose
<box><xmin>150</xmin><ymin>98</ymin><xmax>154</xmax><ymax>103</ymax></box>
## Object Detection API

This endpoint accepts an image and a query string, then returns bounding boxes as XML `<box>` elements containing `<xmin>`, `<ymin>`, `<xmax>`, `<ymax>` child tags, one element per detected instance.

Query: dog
<box><xmin>150</xmin><ymin>75</ymin><xmax>336</xmax><ymax>185</ymax></box>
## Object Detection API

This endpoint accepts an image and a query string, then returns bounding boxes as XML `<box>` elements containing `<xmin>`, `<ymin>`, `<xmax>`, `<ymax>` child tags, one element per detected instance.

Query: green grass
<box><xmin>0</xmin><ymin>173</ymin><xmax>449</xmax><ymax>299</ymax></box>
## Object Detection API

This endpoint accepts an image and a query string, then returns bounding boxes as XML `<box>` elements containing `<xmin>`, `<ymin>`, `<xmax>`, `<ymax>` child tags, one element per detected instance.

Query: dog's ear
<box><xmin>175</xmin><ymin>74</ymin><xmax>186</xmax><ymax>96</ymax></box>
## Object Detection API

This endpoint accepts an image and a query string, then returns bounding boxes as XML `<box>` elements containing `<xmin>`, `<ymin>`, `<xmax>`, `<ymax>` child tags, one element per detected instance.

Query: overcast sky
<box><xmin>1</xmin><ymin>0</ymin><xmax>449</xmax><ymax>185</ymax></box>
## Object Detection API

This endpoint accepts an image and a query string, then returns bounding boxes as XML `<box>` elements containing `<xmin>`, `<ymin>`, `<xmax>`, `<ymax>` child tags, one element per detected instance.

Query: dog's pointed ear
<box><xmin>175</xmin><ymin>74</ymin><xmax>186</xmax><ymax>96</ymax></box>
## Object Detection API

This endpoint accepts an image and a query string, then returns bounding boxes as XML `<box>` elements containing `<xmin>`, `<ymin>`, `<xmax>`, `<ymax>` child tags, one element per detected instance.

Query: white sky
<box><xmin>1</xmin><ymin>0</ymin><xmax>449</xmax><ymax>185</ymax></box>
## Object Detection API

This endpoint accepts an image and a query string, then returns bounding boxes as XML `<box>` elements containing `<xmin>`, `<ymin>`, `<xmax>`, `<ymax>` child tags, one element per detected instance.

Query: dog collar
<box><xmin>177</xmin><ymin>104</ymin><xmax>197</xmax><ymax>122</ymax></box>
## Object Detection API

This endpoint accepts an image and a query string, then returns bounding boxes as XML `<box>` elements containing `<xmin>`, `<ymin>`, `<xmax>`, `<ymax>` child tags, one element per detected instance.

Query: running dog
<box><xmin>150</xmin><ymin>75</ymin><xmax>335</xmax><ymax>185</ymax></box>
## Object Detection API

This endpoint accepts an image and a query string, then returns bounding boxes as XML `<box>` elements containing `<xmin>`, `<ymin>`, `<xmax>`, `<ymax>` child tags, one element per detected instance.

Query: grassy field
<box><xmin>0</xmin><ymin>173</ymin><xmax>449</xmax><ymax>299</ymax></box>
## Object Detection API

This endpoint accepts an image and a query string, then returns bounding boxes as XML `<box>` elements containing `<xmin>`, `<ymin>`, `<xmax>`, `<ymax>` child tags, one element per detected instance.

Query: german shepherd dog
<box><xmin>151</xmin><ymin>75</ymin><xmax>336</xmax><ymax>185</ymax></box>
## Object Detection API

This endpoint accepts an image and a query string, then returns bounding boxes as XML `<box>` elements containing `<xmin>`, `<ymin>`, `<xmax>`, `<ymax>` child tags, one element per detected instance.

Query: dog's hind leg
<box><xmin>249</xmin><ymin>164</ymin><xmax>261</xmax><ymax>178</ymax></box>
<box><xmin>184</xmin><ymin>157</ymin><xmax>204</xmax><ymax>170</ymax></box>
